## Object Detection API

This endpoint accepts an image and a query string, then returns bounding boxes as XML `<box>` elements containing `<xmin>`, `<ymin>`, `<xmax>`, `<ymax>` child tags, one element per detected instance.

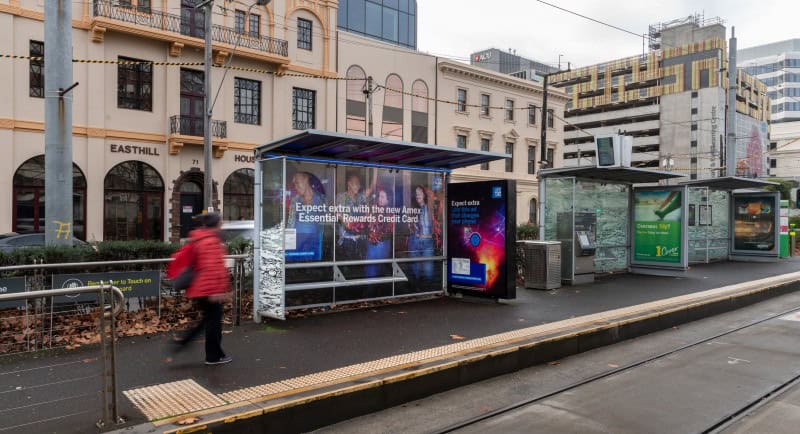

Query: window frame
<box><xmin>528</xmin><ymin>104</ymin><xmax>536</xmax><ymax>125</ymax></box>
<box><xmin>292</xmin><ymin>87</ymin><xmax>316</xmax><ymax>130</ymax></box>
<box><xmin>248</xmin><ymin>13</ymin><xmax>261</xmax><ymax>38</ymax></box>
<box><xmin>505</xmin><ymin>99</ymin><xmax>515</xmax><ymax>122</ymax></box>
<box><xmin>480</xmin><ymin>93</ymin><xmax>490</xmax><ymax>117</ymax></box>
<box><xmin>234</xmin><ymin>77</ymin><xmax>262</xmax><ymax>125</ymax></box>
<box><xmin>456</xmin><ymin>134</ymin><xmax>467</xmax><ymax>149</ymax></box>
<box><xmin>297</xmin><ymin>17</ymin><xmax>313</xmax><ymax>50</ymax></box>
<box><xmin>527</xmin><ymin>145</ymin><xmax>536</xmax><ymax>175</ymax></box>
<box><xmin>546</xmin><ymin>109</ymin><xmax>555</xmax><ymax>128</ymax></box>
<box><xmin>235</xmin><ymin>9</ymin><xmax>246</xmax><ymax>34</ymax></box>
<box><xmin>456</xmin><ymin>88</ymin><xmax>467</xmax><ymax>113</ymax></box>
<box><xmin>29</xmin><ymin>40</ymin><xmax>44</xmax><ymax>98</ymax></box>
<box><xmin>117</xmin><ymin>56</ymin><xmax>153</xmax><ymax>111</ymax></box>
<box><xmin>480</xmin><ymin>138</ymin><xmax>490</xmax><ymax>170</ymax></box>
<box><xmin>505</xmin><ymin>142</ymin><xmax>514</xmax><ymax>173</ymax></box>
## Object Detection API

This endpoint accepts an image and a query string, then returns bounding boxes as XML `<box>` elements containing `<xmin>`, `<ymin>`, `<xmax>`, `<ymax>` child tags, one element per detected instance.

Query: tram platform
<box><xmin>5</xmin><ymin>259</ymin><xmax>800</xmax><ymax>434</ymax></box>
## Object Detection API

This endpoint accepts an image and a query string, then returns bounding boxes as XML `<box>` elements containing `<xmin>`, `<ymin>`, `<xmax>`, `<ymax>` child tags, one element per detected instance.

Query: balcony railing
<box><xmin>93</xmin><ymin>1</ymin><xmax>288</xmax><ymax>57</ymax></box>
<box><xmin>170</xmin><ymin>115</ymin><xmax>227</xmax><ymax>139</ymax></box>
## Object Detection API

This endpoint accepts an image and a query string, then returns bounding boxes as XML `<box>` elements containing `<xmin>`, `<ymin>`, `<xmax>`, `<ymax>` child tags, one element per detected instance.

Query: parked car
<box><xmin>0</xmin><ymin>232</ymin><xmax>87</xmax><ymax>253</ymax></box>
<box><xmin>220</xmin><ymin>220</ymin><xmax>255</xmax><ymax>242</ymax></box>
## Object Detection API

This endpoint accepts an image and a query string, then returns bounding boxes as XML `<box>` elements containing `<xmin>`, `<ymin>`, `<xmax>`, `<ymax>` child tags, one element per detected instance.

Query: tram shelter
<box><xmin>253</xmin><ymin>130</ymin><xmax>510</xmax><ymax>321</ymax></box>
<box><xmin>538</xmin><ymin>167</ymin><xmax>779</xmax><ymax>284</ymax></box>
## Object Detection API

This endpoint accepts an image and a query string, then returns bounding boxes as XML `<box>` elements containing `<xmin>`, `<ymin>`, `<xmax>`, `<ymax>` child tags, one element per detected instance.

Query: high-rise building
<box><xmin>470</xmin><ymin>48</ymin><xmax>560</xmax><ymax>83</ymax></box>
<box><xmin>738</xmin><ymin>39</ymin><xmax>800</xmax><ymax>179</ymax></box>
<box><xmin>549</xmin><ymin>16</ymin><xmax>770</xmax><ymax>180</ymax></box>
<box><xmin>336</xmin><ymin>0</ymin><xmax>417</xmax><ymax>49</ymax></box>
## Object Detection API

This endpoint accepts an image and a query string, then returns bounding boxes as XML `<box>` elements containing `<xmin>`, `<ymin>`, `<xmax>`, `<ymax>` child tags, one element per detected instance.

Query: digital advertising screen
<box><xmin>447</xmin><ymin>180</ymin><xmax>516</xmax><ymax>299</ymax></box>
<box><xmin>633</xmin><ymin>189</ymin><xmax>683</xmax><ymax>264</ymax></box>
<box><xmin>733</xmin><ymin>194</ymin><xmax>777</xmax><ymax>252</ymax></box>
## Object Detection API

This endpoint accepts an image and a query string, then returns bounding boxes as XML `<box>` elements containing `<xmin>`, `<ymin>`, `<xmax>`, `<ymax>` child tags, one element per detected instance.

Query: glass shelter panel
<box><xmin>574</xmin><ymin>181</ymin><xmax>629</xmax><ymax>273</ymax></box>
<box><xmin>257</xmin><ymin>157</ymin><xmax>287</xmax><ymax>320</ymax></box>
<box><xmin>543</xmin><ymin>177</ymin><xmax>575</xmax><ymax>280</ymax></box>
<box><xmin>688</xmin><ymin>188</ymin><xmax>730</xmax><ymax>263</ymax></box>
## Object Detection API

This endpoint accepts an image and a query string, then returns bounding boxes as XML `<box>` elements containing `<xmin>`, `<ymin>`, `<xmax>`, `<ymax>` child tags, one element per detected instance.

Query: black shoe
<box><xmin>205</xmin><ymin>356</ymin><xmax>233</xmax><ymax>365</ymax></box>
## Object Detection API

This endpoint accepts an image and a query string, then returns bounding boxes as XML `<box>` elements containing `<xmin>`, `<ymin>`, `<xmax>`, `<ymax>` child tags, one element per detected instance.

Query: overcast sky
<box><xmin>417</xmin><ymin>0</ymin><xmax>799</xmax><ymax>68</ymax></box>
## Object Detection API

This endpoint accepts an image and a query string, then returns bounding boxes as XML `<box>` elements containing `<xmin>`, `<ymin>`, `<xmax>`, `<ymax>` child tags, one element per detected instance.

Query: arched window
<box><xmin>223</xmin><ymin>168</ymin><xmax>255</xmax><ymax>221</ymax></box>
<box><xmin>411</xmin><ymin>79</ymin><xmax>429</xmax><ymax>143</ymax></box>
<box><xmin>13</xmin><ymin>155</ymin><xmax>87</xmax><ymax>240</ymax></box>
<box><xmin>104</xmin><ymin>161</ymin><xmax>165</xmax><ymax>241</ymax></box>
<box><xmin>381</xmin><ymin>74</ymin><xmax>403</xmax><ymax>140</ymax></box>
<box><xmin>345</xmin><ymin>65</ymin><xmax>367</xmax><ymax>135</ymax></box>
<box><xmin>529</xmin><ymin>198</ymin><xmax>538</xmax><ymax>224</ymax></box>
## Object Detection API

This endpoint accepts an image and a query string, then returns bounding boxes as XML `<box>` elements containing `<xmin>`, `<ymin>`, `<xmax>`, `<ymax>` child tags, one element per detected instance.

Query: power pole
<box><xmin>44</xmin><ymin>0</ymin><xmax>74</xmax><ymax>245</ymax></box>
<box><xmin>202</xmin><ymin>0</ymin><xmax>214</xmax><ymax>211</ymax></box>
<box><xmin>365</xmin><ymin>76</ymin><xmax>374</xmax><ymax>136</ymax></box>
<box><xmin>726</xmin><ymin>27</ymin><xmax>738</xmax><ymax>177</ymax></box>
<box><xmin>540</xmin><ymin>74</ymin><xmax>549</xmax><ymax>168</ymax></box>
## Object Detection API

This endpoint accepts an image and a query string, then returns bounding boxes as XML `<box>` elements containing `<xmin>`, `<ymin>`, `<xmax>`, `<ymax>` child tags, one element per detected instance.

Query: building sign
<box><xmin>447</xmin><ymin>180</ymin><xmax>516</xmax><ymax>299</ymax></box>
<box><xmin>733</xmin><ymin>194</ymin><xmax>777</xmax><ymax>252</ymax></box>
<box><xmin>234</xmin><ymin>154</ymin><xmax>255</xmax><ymax>164</ymax></box>
<box><xmin>633</xmin><ymin>189</ymin><xmax>684</xmax><ymax>264</ymax></box>
<box><xmin>473</xmin><ymin>51</ymin><xmax>492</xmax><ymax>62</ymax></box>
<box><xmin>109</xmin><ymin>144</ymin><xmax>161</xmax><ymax>156</ymax></box>
<box><xmin>51</xmin><ymin>270</ymin><xmax>160</xmax><ymax>303</ymax></box>
<box><xmin>0</xmin><ymin>277</ymin><xmax>26</xmax><ymax>309</ymax></box>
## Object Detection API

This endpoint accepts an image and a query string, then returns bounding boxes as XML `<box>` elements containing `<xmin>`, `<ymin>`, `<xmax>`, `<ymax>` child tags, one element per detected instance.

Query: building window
<box><xmin>234</xmin><ymin>78</ymin><xmax>261</xmax><ymax>125</ymax></box>
<box><xmin>528</xmin><ymin>104</ymin><xmax>536</xmax><ymax>125</ymax></box>
<box><xmin>691</xmin><ymin>91</ymin><xmax>698</xmax><ymax>98</ymax></box>
<box><xmin>292</xmin><ymin>87</ymin><xmax>316</xmax><ymax>129</ymax></box>
<box><xmin>505</xmin><ymin>99</ymin><xmax>514</xmax><ymax>121</ymax></box>
<box><xmin>411</xmin><ymin>80</ymin><xmax>429</xmax><ymax>142</ymax></box>
<box><xmin>457</xmin><ymin>88</ymin><xmax>467</xmax><ymax>112</ymax></box>
<box><xmin>547</xmin><ymin>109</ymin><xmax>555</xmax><ymax>128</ymax></box>
<box><xmin>298</xmin><ymin>18</ymin><xmax>313</xmax><ymax>50</ymax></box>
<box><xmin>691</xmin><ymin>107</ymin><xmax>698</xmax><ymax>115</ymax></box>
<box><xmin>104</xmin><ymin>161</ymin><xmax>164</xmax><ymax>241</ymax></box>
<box><xmin>13</xmin><ymin>155</ymin><xmax>86</xmax><ymax>240</ymax></box>
<box><xmin>480</xmin><ymin>138</ymin><xmax>490</xmax><ymax>170</ymax></box>
<box><xmin>456</xmin><ymin>134</ymin><xmax>467</xmax><ymax>149</ymax></box>
<box><xmin>691</xmin><ymin>123</ymin><xmax>698</xmax><ymax>131</ymax></box>
<box><xmin>770</xmin><ymin>159</ymin><xmax>777</xmax><ymax>168</ymax></box>
<box><xmin>529</xmin><ymin>198</ymin><xmax>538</xmax><ymax>224</ymax></box>
<box><xmin>346</xmin><ymin>65</ymin><xmax>367</xmax><ymax>135</ymax></box>
<box><xmin>544</xmin><ymin>148</ymin><xmax>554</xmax><ymax>168</ymax></box>
<box><xmin>118</xmin><ymin>56</ymin><xmax>153</xmax><ymax>111</ymax></box>
<box><xmin>528</xmin><ymin>146</ymin><xmax>536</xmax><ymax>174</ymax></box>
<box><xmin>691</xmin><ymin>140</ymin><xmax>698</xmax><ymax>148</ymax></box>
<box><xmin>381</xmin><ymin>74</ymin><xmax>403</xmax><ymax>139</ymax></box>
<box><xmin>235</xmin><ymin>10</ymin><xmax>246</xmax><ymax>34</ymax></box>
<box><xmin>120</xmin><ymin>0</ymin><xmax>150</xmax><ymax>12</ymax></box>
<box><xmin>223</xmin><ymin>168</ymin><xmax>255</xmax><ymax>221</ymax></box>
<box><xmin>249</xmin><ymin>13</ymin><xmax>260</xmax><ymax>37</ymax></box>
<box><xmin>505</xmin><ymin>142</ymin><xmax>514</xmax><ymax>172</ymax></box>
<box><xmin>480</xmin><ymin>94</ymin><xmax>490</xmax><ymax>116</ymax></box>
<box><xmin>29</xmin><ymin>40</ymin><xmax>44</xmax><ymax>98</ymax></box>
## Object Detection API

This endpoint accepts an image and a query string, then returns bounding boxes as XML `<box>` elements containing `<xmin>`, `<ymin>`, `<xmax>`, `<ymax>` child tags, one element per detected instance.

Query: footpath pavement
<box><xmin>2</xmin><ymin>259</ymin><xmax>800</xmax><ymax>434</ymax></box>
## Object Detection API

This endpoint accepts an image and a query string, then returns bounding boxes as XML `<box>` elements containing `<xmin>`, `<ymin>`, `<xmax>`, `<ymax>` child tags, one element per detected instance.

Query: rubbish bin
<box><xmin>520</xmin><ymin>241</ymin><xmax>561</xmax><ymax>290</ymax></box>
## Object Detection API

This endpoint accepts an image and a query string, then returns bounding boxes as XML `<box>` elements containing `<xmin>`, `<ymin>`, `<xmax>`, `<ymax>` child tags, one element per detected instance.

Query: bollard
<box><xmin>791</xmin><ymin>231</ymin><xmax>796</xmax><ymax>257</ymax></box>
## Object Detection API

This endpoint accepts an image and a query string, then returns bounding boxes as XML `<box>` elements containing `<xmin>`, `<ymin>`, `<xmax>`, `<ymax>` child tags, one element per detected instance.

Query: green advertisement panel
<box><xmin>634</xmin><ymin>190</ymin><xmax>683</xmax><ymax>263</ymax></box>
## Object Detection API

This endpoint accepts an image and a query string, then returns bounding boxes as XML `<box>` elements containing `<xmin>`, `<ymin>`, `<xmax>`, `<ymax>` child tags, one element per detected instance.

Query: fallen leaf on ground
<box><xmin>548</xmin><ymin>361</ymin><xmax>561</xmax><ymax>365</ymax></box>
<box><xmin>608</xmin><ymin>363</ymin><xmax>619</xmax><ymax>368</ymax></box>
<box><xmin>176</xmin><ymin>417</ymin><xmax>200</xmax><ymax>425</ymax></box>
<box><xmin>450</xmin><ymin>334</ymin><xmax>465</xmax><ymax>340</ymax></box>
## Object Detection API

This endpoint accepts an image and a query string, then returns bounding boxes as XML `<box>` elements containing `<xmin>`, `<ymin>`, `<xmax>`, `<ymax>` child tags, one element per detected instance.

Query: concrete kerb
<box><xmin>112</xmin><ymin>271</ymin><xmax>800</xmax><ymax>434</ymax></box>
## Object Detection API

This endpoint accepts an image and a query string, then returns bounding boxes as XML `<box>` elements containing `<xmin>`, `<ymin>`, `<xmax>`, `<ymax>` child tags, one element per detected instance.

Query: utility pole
<box><xmin>726</xmin><ymin>27</ymin><xmax>738</xmax><ymax>177</ymax></box>
<box><xmin>44</xmin><ymin>0</ymin><xmax>74</xmax><ymax>245</ymax></box>
<box><xmin>540</xmin><ymin>74</ymin><xmax>549</xmax><ymax>168</ymax></box>
<box><xmin>202</xmin><ymin>0</ymin><xmax>214</xmax><ymax>211</ymax></box>
<box><xmin>365</xmin><ymin>76</ymin><xmax>374</xmax><ymax>136</ymax></box>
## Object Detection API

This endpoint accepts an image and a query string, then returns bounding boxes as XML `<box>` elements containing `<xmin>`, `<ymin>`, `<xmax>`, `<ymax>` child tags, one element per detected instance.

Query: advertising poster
<box><xmin>51</xmin><ymin>270</ymin><xmax>160</xmax><ymax>303</ymax></box>
<box><xmin>633</xmin><ymin>189</ymin><xmax>683</xmax><ymax>264</ymax></box>
<box><xmin>447</xmin><ymin>180</ymin><xmax>516</xmax><ymax>299</ymax></box>
<box><xmin>284</xmin><ymin>162</ymin><xmax>334</xmax><ymax>262</ymax></box>
<box><xmin>733</xmin><ymin>195</ymin><xmax>776</xmax><ymax>251</ymax></box>
<box><xmin>0</xmin><ymin>277</ymin><xmax>26</xmax><ymax>309</ymax></box>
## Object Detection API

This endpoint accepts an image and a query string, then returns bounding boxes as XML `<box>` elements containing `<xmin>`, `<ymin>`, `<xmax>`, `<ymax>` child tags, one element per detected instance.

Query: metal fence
<box><xmin>0</xmin><ymin>285</ymin><xmax>124</xmax><ymax>430</ymax></box>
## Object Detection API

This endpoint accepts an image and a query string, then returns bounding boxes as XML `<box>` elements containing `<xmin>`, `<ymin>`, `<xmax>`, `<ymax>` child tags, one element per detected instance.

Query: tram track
<box><xmin>432</xmin><ymin>305</ymin><xmax>800</xmax><ymax>434</ymax></box>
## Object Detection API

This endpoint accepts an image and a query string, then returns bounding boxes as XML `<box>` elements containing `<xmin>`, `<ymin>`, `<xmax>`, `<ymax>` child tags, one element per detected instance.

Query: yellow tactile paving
<box><xmin>123</xmin><ymin>379</ymin><xmax>226</xmax><ymax>421</ymax></box>
<box><xmin>126</xmin><ymin>271</ymin><xmax>800</xmax><ymax>421</ymax></box>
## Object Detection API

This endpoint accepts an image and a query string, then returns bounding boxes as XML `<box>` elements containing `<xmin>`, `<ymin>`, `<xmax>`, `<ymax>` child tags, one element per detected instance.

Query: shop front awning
<box><xmin>678</xmin><ymin>176</ymin><xmax>779</xmax><ymax>191</ymax></box>
<box><xmin>538</xmin><ymin>166</ymin><xmax>683</xmax><ymax>184</ymax></box>
<box><xmin>255</xmin><ymin>130</ymin><xmax>508</xmax><ymax>171</ymax></box>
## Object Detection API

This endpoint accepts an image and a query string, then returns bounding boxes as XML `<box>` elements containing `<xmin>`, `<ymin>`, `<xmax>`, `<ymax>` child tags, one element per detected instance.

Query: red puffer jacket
<box><xmin>186</xmin><ymin>228</ymin><xmax>230</xmax><ymax>298</ymax></box>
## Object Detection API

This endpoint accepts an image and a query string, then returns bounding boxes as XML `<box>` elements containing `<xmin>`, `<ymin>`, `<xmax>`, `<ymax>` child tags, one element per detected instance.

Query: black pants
<box><xmin>179</xmin><ymin>297</ymin><xmax>225</xmax><ymax>362</ymax></box>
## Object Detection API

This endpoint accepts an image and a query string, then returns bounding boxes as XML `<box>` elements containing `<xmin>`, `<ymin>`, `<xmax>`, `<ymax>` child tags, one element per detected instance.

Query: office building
<box><xmin>470</xmin><ymin>48</ymin><xmax>560</xmax><ymax>83</ymax></box>
<box><xmin>549</xmin><ymin>15</ymin><xmax>770</xmax><ymax>179</ymax></box>
<box><xmin>336</xmin><ymin>0</ymin><xmax>417</xmax><ymax>49</ymax></box>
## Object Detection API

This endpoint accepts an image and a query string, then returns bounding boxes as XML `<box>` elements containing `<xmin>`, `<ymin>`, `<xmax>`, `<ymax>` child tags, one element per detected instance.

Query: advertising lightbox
<box><xmin>732</xmin><ymin>192</ymin><xmax>780</xmax><ymax>256</ymax></box>
<box><xmin>447</xmin><ymin>180</ymin><xmax>516</xmax><ymax>299</ymax></box>
<box><xmin>631</xmin><ymin>186</ymin><xmax>688</xmax><ymax>270</ymax></box>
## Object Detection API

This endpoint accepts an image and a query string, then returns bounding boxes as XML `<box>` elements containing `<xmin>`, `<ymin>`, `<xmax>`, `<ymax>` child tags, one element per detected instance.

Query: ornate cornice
<box><xmin>438</xmin><ymin>61</ymin><xmax>570</xmax><ymax>103</ymax></box>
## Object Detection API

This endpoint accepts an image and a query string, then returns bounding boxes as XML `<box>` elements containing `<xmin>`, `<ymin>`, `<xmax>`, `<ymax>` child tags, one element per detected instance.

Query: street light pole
<box><xmin>202</xmin><ymin>0</ymin><xmax>213</xmax><ymax>212</ymax></box>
